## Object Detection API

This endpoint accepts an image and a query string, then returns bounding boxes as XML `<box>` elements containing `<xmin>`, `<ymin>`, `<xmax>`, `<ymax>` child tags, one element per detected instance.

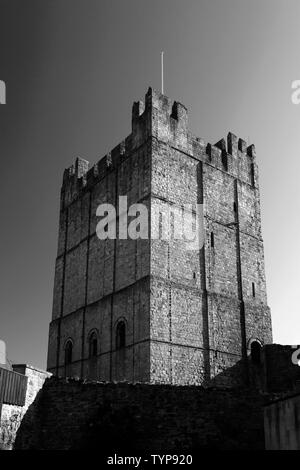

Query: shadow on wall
<box><xmin>207</xmin><ymin>347</ymin><xmax>265</xmax><ymax>390</ymax></box>
<box><xmin>208</xmin><ymin>343</ymin><xmax>300</xmax><ymax>392</ymax></box>
<box><xmin>14</xmin><ymin>377</ymin><xmax>266</xmax><ymax>451</ymax></box>
<box><xmin>13</xmin><ymin>356</ymin><xmax>267</xmax><ymax>451</ymax></box>
<box><xmin>13</xmin><ymin>344</ymin><xmax>300</xmax><ymax>451</ymax></box>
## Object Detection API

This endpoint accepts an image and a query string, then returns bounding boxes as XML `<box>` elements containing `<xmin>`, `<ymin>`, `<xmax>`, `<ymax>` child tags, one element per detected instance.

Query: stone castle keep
<box><xmin>47</xmin><ymin>87</ymin><xmax>273</xmax><ymax>386</ymax></box>
<box><xmin>3</xmin><ymin>87</ymin><xmax>300</xmax><ymax>451</ymax></box>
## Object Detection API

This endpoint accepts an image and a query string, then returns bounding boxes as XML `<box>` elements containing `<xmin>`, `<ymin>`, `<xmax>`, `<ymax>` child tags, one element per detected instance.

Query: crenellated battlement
<box><xmin>61</xmin><ymin>88</ymin><xmax>259</xmax><ymax>208</ymax></box>
<box><xmin>200</xmin><ymin>131</ymin><xmax>257</xmax><ymax>185</ymax></box>
<box><xmin>210</xmin><ymin>132</ymin><xmax>256</xmax><ymax>160</ymax></box>
<box><xmin>62</xmin><ymin>157</ymin><xmax>90</xmax><ymax>183</ymax></box>
<box><xmin>131</xmin><ymin>87</ymin><xmax>190</xmax><ymax>151</ymax></box>
<box><xmin>61</xmin><ymin>135</ymin><xmax>133</xmax><ymax>207</ymax></box>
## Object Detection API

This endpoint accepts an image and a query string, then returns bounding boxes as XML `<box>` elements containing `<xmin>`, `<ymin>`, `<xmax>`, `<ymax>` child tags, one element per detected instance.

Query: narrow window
<box><xmin>210</xmin><ymin>232</ymin><xmax>214</xmax><ymax>248</ymax></box>
<box><xmin>65</xmin><ymin>340</ymin><xmax>73</xmax><ymax>366</ymax></box>
<box><xmin>89</xmin><ymin>332</ymin><xmax>98</xmax><ymax>358</ymax></box>
<box><xmin>233</xmin><ymin>202</ymin><xmax>237</xmax><ymax>213</ymax></box>
<box><xmin>252</xmin><ymin>282</ymin><xmax>256</xmax><ymax>298</ymax></box>
<box><xmin>170</xmin><ymin>211</ymin><xmax>174</xmax><ymax>239</ymax></box>
<box><xmin>250</xmin><ymin>163</ymin><xmax>255</xmax><ymax>187</ymax></box>
<box><xmin>116</xmin><ymin>321</ymin><xmax>126</xmax><ymax>350</ymax></box>
<box><xmin>251</xmin><ymin>341</ymin><xmax>261</xmax><ymax>365</ymax></box>
<box><xmin>88</xmin><ymin>332</ymin><xmax>98</xmax><ymax>380</ymax></box>
<box><xmin>159</xmin><ymin>212</ymin><xmax>163</xmax><ymax>239</ymax></box>
<box><xmin>192</xmin><ymin>211</ymin><xmax>196</xmax><ymax>232</ymax></box>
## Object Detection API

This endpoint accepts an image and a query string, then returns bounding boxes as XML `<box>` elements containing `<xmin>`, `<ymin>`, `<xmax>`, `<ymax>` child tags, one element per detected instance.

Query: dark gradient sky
<box><xmin>1</xmin><ymin>0</ymin><xmax>299</xmax><ymax>369</ymax></box>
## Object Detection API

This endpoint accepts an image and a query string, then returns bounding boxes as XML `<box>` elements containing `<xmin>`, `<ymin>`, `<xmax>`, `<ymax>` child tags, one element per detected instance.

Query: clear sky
<box><xmin>0</xmin><ymin>0</ymin><xmax>299</xmax><ymax>369</ymax></box>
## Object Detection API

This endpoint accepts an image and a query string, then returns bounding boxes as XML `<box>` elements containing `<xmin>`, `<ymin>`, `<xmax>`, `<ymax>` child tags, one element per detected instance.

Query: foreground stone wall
<box><xmin>262</xmin><ymin>344</ymin><xmax>300</xmax><ymax>392</ymax></box>
<box><xmin>15</xmin><ymin>377</ymin><xmax>266</xmax><ymax>451</ymax></box>
<box><xmin>0</xmin><ymin>365</ymin><xmax>51</xmax><ymax>450</ymax></box>
<box><xmin>264</xmin><ymin>392</ymin><xmax>300</xmax><ymax>449</ymax></box>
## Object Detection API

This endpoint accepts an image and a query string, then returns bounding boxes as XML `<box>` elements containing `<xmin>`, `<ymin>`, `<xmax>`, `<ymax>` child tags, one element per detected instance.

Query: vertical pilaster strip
<box><xmin>197</xmin><ymin>162</ymin><xmax>210</xmax><ymax>383</ymax></box>
<box><xmin>81</xmin><ymin>191</ymin><xmax>92</xmax><ymax>378</ymax></box>
<box><xmin>149</xmin><ymin>139</ymin><xmax>152</xmax><ymax>383</ymax></box>
<box><xmin>56</xmin><ymin>194</ymin><xmax>68</xmax><ymax>376</ymax></box>
<box><xmin>110</xmin><ymin>166</ymin><xmax>118</xmax><ymax>381</ymax></box>
<box><xmin>167</xmin><ymin>146</ymin><xmax>172</xmax><ymax>384</ymax></box>
<box><xmin>132</xmin><ymin>152</ymin><xmax>137</xmax><ymax>382</ymax></box>
<box><xmin>234</xmin><ymin>179</ymin><xmax>249</xmax><ymax>382</ymax></box>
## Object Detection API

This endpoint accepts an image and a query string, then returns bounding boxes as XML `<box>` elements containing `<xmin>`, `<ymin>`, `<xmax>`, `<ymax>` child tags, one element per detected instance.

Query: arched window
<box><xmin>116</xmin><ymin>321</ymin><xmax>126</xmax><ymax>350</ymax></box>
<box><xmin>251</xmin><ymin>341</ymin><xmax>261</xmax><ymax>365</ymax></box>
<box><xmin>65</xmin><ymin>339</ymin><xmax>73</xmax><ymax>366</ymax></box>
<box><xmin>87</xmin><ymin>331</ymin><xmax>98</xmax><ymax>380</ymax></box>
<box><xmin>210</xmin><ymin>232</ymin><xmax>214</xmax><ymax>248</ymax></box>
<box><xmin>89</xmin><ymin>332</ymin><xmax>98</xmax><ymax>358</ymax></box>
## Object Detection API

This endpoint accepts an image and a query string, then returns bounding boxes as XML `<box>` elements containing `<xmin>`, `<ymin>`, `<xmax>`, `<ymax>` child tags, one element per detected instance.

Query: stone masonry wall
<box><xmin>147</xmin><ymin>89</ymin><xmax>272</xmax><ymax>385</ymax></box>
<box><xmin>15</xmin><ymin>377</ymin><xmax>266</xmax><ymax>451</ymax></box>
<box><xmin>0</xmin><ymin>365</ymin><xmax>51</xmax><ymax>450</ymax></box>
<box><xmin>262</xmin><ymin>344</ymin><xmax>300</xmax><ymax>392</ymax></box>
<box><xmin>48</xmin><ymin>129</ymin><xmax>152</xmax><ymax>382</ymax></box>
<box><xmin>264</xmin><ymin>392</ymin><xmax>300</xmax><ymax>450</ymax></box>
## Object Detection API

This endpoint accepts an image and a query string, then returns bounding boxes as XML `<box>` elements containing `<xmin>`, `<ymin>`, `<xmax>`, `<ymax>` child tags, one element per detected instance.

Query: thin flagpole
<box><xmin>161</xmin><ymin>51</ymin><xmax>164</xmax><ymax>94</ymax></box>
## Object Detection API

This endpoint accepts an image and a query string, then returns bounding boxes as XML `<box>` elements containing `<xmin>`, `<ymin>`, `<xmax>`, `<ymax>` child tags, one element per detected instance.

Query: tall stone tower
<box><xmin>47</xmin><ymin>87</ymin><xmax>272</xmax><ymax>385</ymax></box>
